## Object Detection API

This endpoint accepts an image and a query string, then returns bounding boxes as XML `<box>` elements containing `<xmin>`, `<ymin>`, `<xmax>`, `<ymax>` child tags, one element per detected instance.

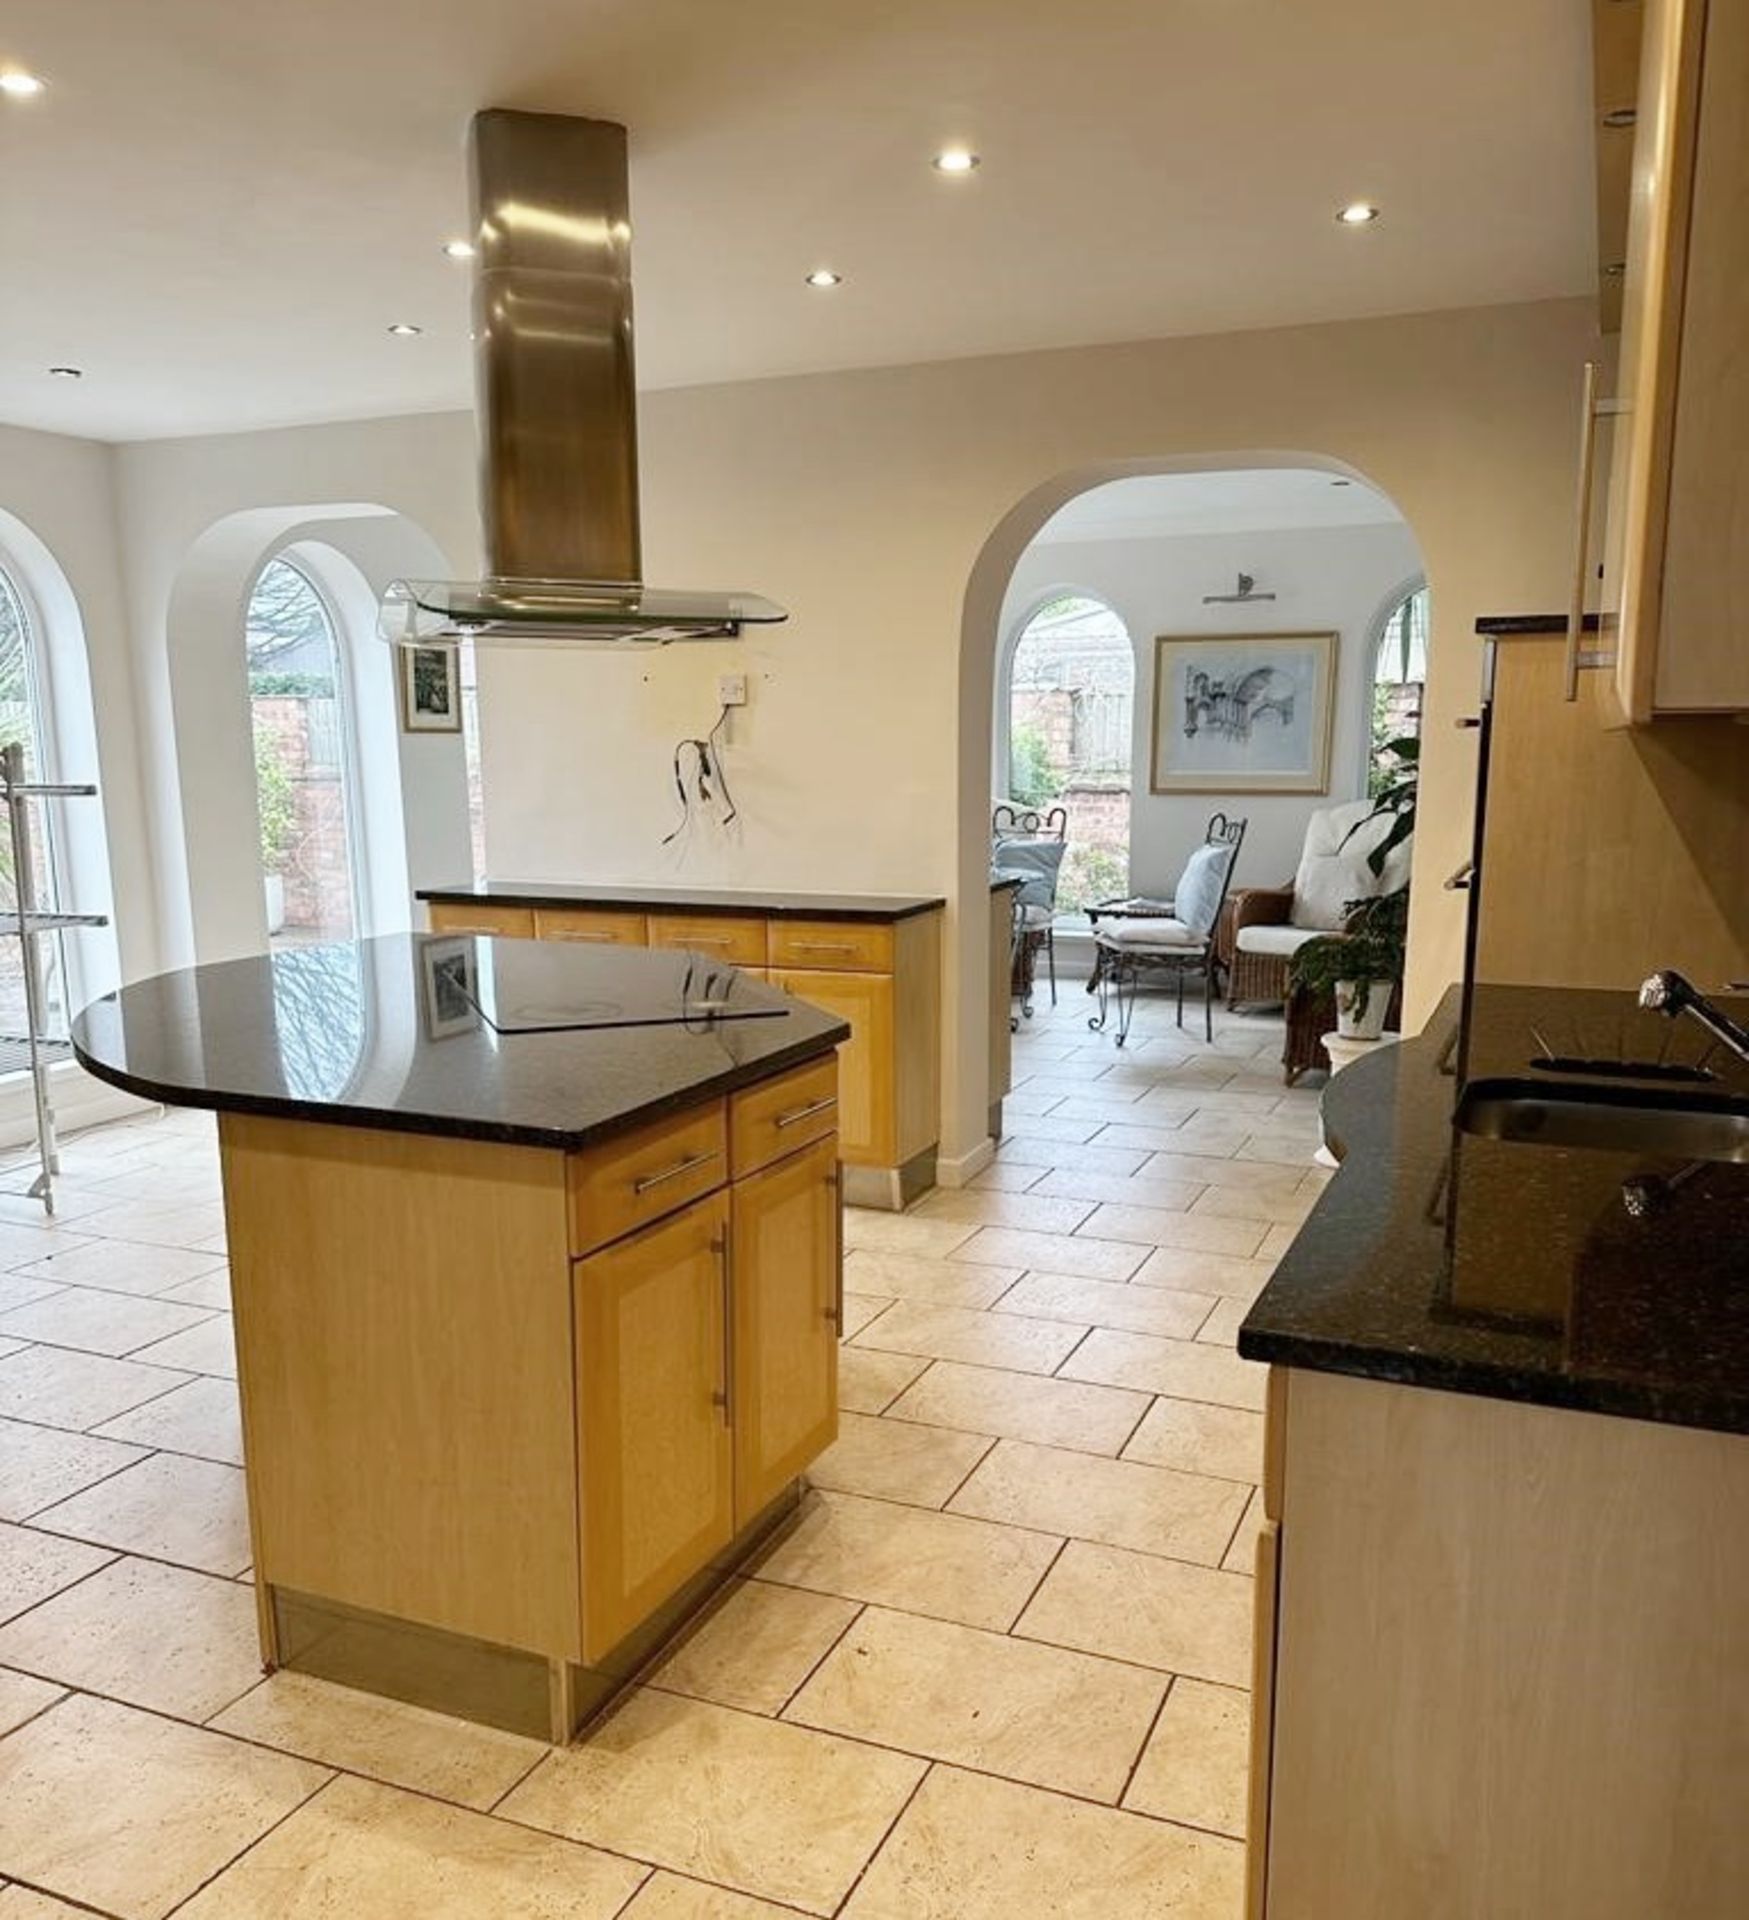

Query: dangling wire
<box><xmin>662</xmin><ymin>704</ymin><xmax>740</xmax><ymax>846</ymax></box>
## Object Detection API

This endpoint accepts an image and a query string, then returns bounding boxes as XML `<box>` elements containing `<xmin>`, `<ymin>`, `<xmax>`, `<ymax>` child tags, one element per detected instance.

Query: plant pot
<box><xmin>1334</xmin><ymin>978</ymin><xmax>1391</xmax><ymax>1041</ymax></box>
<box><xmin>264</xmin><ymin>872</ymin><xmax>286</xmax><ymax>936</ymax></box>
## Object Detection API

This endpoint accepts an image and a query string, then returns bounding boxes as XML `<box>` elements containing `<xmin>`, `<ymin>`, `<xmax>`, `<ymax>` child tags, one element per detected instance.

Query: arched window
<box><xmin>246</xmin><ymin>556</ymin><xmax>360</xmax><ymax>943</ymax></box>
<box><xmin>1369</xmin><ymin>582</ymin><xmax>1427</xmax><ymax>795</ymax></box>
<box><xmin>1003</xmin><ymin>594</ymin><xmax>1134</xmax><ymax>910</ymax></box>
<box><xmin>0</xmin><ymin>560</ymin><xmax>64</xmax><ymax>1049</ymax></box>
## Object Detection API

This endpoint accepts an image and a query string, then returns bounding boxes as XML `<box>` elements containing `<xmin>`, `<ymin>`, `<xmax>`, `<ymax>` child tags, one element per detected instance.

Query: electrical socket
<box><xmin>717</xmin><ymin>672</ymin><xmax>748</xmax><ymax>707</ymax></box>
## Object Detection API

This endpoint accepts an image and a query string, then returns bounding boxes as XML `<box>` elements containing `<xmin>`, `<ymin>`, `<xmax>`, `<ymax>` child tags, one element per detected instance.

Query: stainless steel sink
<box><xmin>1458</xmin><ymin>1090</ymin><xmax>1749</xmax><ymax>1162</ymax></box>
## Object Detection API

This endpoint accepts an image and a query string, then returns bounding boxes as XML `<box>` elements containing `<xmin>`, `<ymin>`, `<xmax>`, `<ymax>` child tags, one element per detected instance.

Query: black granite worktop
<box><xmin>72</xmin><ymin>936</ymin><xmax>849</xmax><ymax>1151</ymax></box>
<box><xmin>1474</xmin><ymin>612</ymin><xmax>1603</xmax><ymax>635</ymax></box>
<box><xmin>418</xmin><ymin>880</ymin><xmax>949</xmax><ymax>921</ymax></box>
<box><xmin>1239</xmin><ymin>983</ymin><xmax>1749</xmax><ymax>1435</ymax></box>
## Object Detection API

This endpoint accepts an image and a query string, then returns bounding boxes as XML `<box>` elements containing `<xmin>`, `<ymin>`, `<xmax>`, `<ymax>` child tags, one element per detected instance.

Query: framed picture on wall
<box><xmin>398</xmin><ymin>644</ymin><xmax>463</xmax><ymax>734</ymax></box>
<box><xmin>1150</xmin><ymin>631</ymin><xmax>1338</xmax><ymax>793</ymax></box>
<box><xmin>418</xmin><ymin>935</ymin><xmax>482</xmax><ymax>1039</ymax></box>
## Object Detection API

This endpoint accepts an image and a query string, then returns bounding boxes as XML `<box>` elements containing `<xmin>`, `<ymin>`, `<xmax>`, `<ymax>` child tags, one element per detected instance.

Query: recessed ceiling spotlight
<box><xmin>442</xmin><ymin>239</ymin><xmax>475</xmax><ymax>259</ymax></box>
<box><xmin>1336</xmin><ymin>202</ymin><xmax>1381</xmax><ymax>226</ymax></box>
<box><xmin>933</xmin><ymin>147</ymin><xmax>980</xmax><ymax>175</ymax></box>
<box><xmin>387</xmin><ymin>322</ymin><xmax>424</xmax><ymax>336</ymax></box>
<box><xmin>805</xmin><ymin>269</ymin><xmax>842</xmax><ymax>289</ymax></box>
<box><xmin>0</xmin><ymin>70</ymin><xmax>46</xmax><ymax>98</ymax></box>
<box><xmin>47</xmin><ymin>365</ymin><xmax>82</xmax><ymax>379</ymax></box>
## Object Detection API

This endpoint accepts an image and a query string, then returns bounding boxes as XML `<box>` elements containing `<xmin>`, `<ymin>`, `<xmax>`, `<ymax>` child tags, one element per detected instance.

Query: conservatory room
<box><xmin>0</xmin><ymin>2</ymin><xmax>1745</xmax><ymax>1918</ymax></box>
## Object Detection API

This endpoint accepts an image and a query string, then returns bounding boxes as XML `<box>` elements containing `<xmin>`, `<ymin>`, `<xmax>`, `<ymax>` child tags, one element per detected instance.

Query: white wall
<box><xmin>6</xmin><ymin>293</ymin><xmax>1601</xmax><ymax>1175</ymax></box>
<box><xmin>999</xmin><ymin>520</ymin><xmax>1425</xmax><ymax>897</ymax></box>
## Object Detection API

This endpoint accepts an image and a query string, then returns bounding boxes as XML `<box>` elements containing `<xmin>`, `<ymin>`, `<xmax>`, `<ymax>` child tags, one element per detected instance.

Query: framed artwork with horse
<box><xmin>1149</xmin><ymin>630</ymin><xmax>1337</xmax><ymax>793</ymax></box>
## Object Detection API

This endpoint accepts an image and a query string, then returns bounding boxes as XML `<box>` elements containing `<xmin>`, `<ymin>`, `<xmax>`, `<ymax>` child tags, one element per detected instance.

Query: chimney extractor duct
<box><xmin>381</xmin><ymin>110</ymin><xmax>786</xmax><ymax>648</ymax></box>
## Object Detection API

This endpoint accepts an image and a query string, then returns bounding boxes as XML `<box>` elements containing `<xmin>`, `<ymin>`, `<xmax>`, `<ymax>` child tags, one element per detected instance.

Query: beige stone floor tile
<box><xmin>0</xmin><ymin>1223</ymin><xmax>89</xmax><ymax>1272</ymax></box>
<box><xmin>647</xmin><ymin>1579</ymin><xmax>860</xmax><ymax>1715</ymax></box>
<box><xmin>837</xmin><ymin>1346</ymin><xmax>929</xmax><ymax>1415</ymax></box>
<box><xmin>993</xmin><ymin>1136</ymin><xmax>1149</xmax><ymax>1176</ymax></box>
<box><xmin>1132</xmin><ymin>1244</ymin><xmax>1276</xmax><ymax>1301</ymax></box>
<box><xmin>807</xmin><ymin>1410</ymin><xmax>992</xmax><ymax>1508</ymax></box>
<box><xmin>1124</xmin><ymin>1677</ymin><xmax>1250</xmax><ymax>1837</ymax></box>
<box><xmin>92</xmin><ymin>1374</ymin><xmax>244</xmax><ymax>1466</ymax></box>
<box><xmin>0</xmin><ymin>1521</ymin><xmax>114</xmax><ymax>1625</ymax></box>
<box><xmin>911</xmin><ymin>1189</ymin><xmax>1096</xmax><ymax>1234</ymax></box>
<box><xmin>838</xmin><ymin>1292</ymin><xmax>892</xmax><ymax>1340</ymax></box>
<box><xmin>1133</xmin><ymin>1087</ymin><xmax>1283</xmax><ymax>1120</ymax></box>
<box><xmin>501</xmin><ymin>1688</ymin><xmax>925</xmax><ymax>1916</ymax></box>
<box><xmin>1234</xmin><ymin>1134</ymin><xmax>1322</xmax><ymax>1171</ymax></box>
<box><xmin>850</xmin><ymin>1299</ymin><xmax>1087</xmax><ymax>1375</ymax></box>
<box><xmin>622</xmin><ymin>1872</ymin><xmax>802</xmax><ymax>1918</ymax></box>
<box><xmin>947</xmin><ymin>1439</ymin><xmax>1249</xmax><ymax>1566</ymax></box>
<box><xmin>0</xmin><ymin>1285</ymin><xmax>216</xmax><ymax>1359</ymax></box>
<box><xmin>9</xmin><ymin>1237</ymin><xmax>226</xmax><ymax>1299</ymax></box>
<box><xmin>1074</xmin><ymin>1202</ymin><xmax>1269</xmax><ymax>1258</ymax></box>
<box><xmin>179</xmin><ymin>1770</ymin><xmax>645</xmax><ymax>1918</ymax></box>
<box><xmin>1190</xmin><ymin>1182</ymin><xmax>1316</xmax><ymax>1227</ymax></box>
<box><xmin>0</xmin><ymin>1275</ymin><xmax>64</xmax><ymax>1315</ymax></box>
<box><xmin>0</xmin><ymin>1886</ymin><xmax>97</xmax><ymax>1918</ymax></box>
<box><xmin>754</xmin><ymin>1489</ymin><xmax>1059</xmax><ymax>1631</ymax></box>
<box><xmin>76</xmin><ymin>1200</ymin><xmax>227</xmax><ymax>1251</ymax></box>
<box><xmin>0</xmin><ymin>1416</ymin><xmax>146</xmax><ymax>1521</ymax></box>
<box><xmin>1085</xmin><ymin>1120</ymin><xmax>1211</xmax><ymax>1157</ymax></box>
<box><xmin>0</xmin><ymin>1665</ymin><xmax>65</xmax><ymax>1737</ymax></box>
<box><xmin>155</xmin><ymin>1266</ymin><xmax>235</xmax><ymax>1311</ymax></box>
<box><xmin>840</xmin><ymin>1764</ymin><xmax>1244</xmax><ymax>1920</ymax></box>
<box><xmin>1017</xmin><ymin>1540</ymin><xmax>1254</xmax><ymax>1687</ymax></box>
<box><xmin>32</xmin><ymin>1450</ymin><xmax>250</xmax><ymax>1576</ymax></box>
<box><xmin>964</xmin><ymin>1158</ymin><xmax>1046</xmax><ymax>1192</ymax></box>
<box><xmin>0</xmin><ymin>1345</ymin><xmax>191</xmax><ymax>1430</ymax></box>
<box><xmin>126</xmin><ymin>1312</ymin><xmax>237</xmax><ymax>1377</ymax></box>
<box><xmin>210</xmin><ymin>1671</ymin><xmax>547</xmax><ymax>1811</ymax></box>
<box><xmin>886</xmin><ymin>1360</ymin><xmax>1148</xmax><ymax>1456</ymax></box>
<box><xmin>839</xmin><ymin>1212</ymin><xmax>975</xmax><ymax>1261</ymax></box>
<box><xmin>998</xmin><ymin>1087</ymin><xmax>1066</xmax><ymax>1117</ymax></box>
<box><xmin>994</xmin><ymin>1270</ymin><xmax>1216</xmax><ymax>1341</ymax></box>
<box><xmin>841</xmin><ymin>1249</ymin><xmax>1016</xmax><ymax>1307</ymax></box>
<box><xmin>1258</xmin><ymin>1220</ymin><xmax>1305</xmax><ymax>1260</ymax></box>
<box><xmin>948</xmin><ymin>1226</ymin><xmax>1145</xmax><ymax>1282</ymax></box>
<box><xmin>0</xmin><ymin>1554</ymin><xmax>264</xmax><ymax>1720</ymax></box>
<box><xmin>1028</xmin><ymin>1165</ymin><xmax>1207</xmax><ymax>1211</ymax></box>
<box><xmin>0</xmin><ymin>1336</ymin><xmax>27</xmax><ymax>1359</ymax></box>
<box><xmin>786</xmin><ymin>1604</ymin><xmax>1164</xmax><ymax>1802</ymax></box>
<box><xmin>0</xmin><ymin>1692</ymin><xmax>327</xmax><ymax>1920</ymax></box>
<box><xmin>1060</xmin><ymin>1328</ymin><xmax>1268</xmax><ymax>1412</ymax></box>
<box><xmin>1196</xmin><ymin>1295</ymin><xmax>1253</xmax><ymax>1348</ymax></box>
<box><xmin>1122</xmin><ymin>1397</ymin><xmax>1265</xmax><ymax>1486</ymax></box>
<box><xmin>1221</xmin><ymin>1488</ymin><xmax>1265</xmax><ymax>1575</ymax></box>
<box><xmin>1142</xmin><ymin>1150</ymin><xmax>1305</xmax><ymax>1194</ymax></box>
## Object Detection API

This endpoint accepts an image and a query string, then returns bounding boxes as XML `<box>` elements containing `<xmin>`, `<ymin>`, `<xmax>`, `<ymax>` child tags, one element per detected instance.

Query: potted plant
<box><xmin>254</xmin><ymin>731</ymin><xmax>295</xmax><ymax>935</ymax></box>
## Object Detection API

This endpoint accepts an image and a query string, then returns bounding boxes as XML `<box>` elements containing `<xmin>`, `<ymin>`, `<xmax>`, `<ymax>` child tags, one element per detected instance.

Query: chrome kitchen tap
<box><xmin>1638</xmin><ymin>970</ymin><xmax>1749</xmax><ymax>1068</ymax></box>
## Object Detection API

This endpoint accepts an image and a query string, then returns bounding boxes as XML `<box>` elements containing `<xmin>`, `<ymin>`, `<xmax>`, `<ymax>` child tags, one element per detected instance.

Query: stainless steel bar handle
<box><xmin>793</xmin><ymin>940</ymin><xmax>857</xmax><ymax>953</ymax></box>
<box><xmin>632</xmin><ymin>1148</ymin><xmax>720</xmax><ymax>1195</ymax></box>
<box><xmin>553</xmin><ymin>930</ymin><xmax>625</xmax><ymax>943</ymax></box>
<box><xmin>775</xmin><ymin>1095</ymin><xmax>838</xmax><ymax>1130</ymax></box>
<box><xmin>711</xmin><ymin>1229</ymin><xmax>733</xmax><ymax>1425</ymax></box>
<box><xmin>1565</xmin><ymin>359</ymin><xmax>1602</xmax><ymax>702</ymax></box>
<box><xmin>826</xmin><ymin>1164</ymin><xmax>844</xmax><ymax>1332</ymax></box>
<box><xmin>1444</xmin><ymin>861</ymin><xmax>1475</xmax><ymax>892</ymax></box>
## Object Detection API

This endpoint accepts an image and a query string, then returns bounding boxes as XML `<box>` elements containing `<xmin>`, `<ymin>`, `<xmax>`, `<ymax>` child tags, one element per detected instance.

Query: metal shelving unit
<box><xmin>2</xmin><ymin>742</ymin><xmax>107</xmax><ymax>1215</ymax></box>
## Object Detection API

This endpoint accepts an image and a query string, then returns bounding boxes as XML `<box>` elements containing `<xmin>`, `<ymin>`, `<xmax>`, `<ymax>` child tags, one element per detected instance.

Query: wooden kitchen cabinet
<box><xmin>425</xmin><ymin>901</ymin><xmax>535</xmax><ymax>938</ymax></box>
<box><xmin>533</xmin><ymin>907</ymin><xmax>648</xmax><ymax>945</ymax></box>
<box><xmin>574</xmin><ymin>1190</ymin><xmax>734</xmax><ymax>1663</ymax></box>
<box><xmin>771</xmin><ymin>967</ymin><xmax>893</xmax><ymax>1167</ymax></box>
<box><xmin>647</xmin><ymin>912</ymin><xmax>768</xmax><ymax>967</ymax></box>
<box><xmin>730</xmin><ymin>1134</ymin><xmax>839</xmax><ymax>1527</ymax></box>
<box><xmin>1600</xmin><ymin>0</ymin><xmax>1748</xmax><ymax>719</ymax></box>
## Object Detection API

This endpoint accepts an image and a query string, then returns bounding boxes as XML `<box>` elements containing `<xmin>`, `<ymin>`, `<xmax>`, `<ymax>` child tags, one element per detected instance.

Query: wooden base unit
<box><xmin>1250</xmin><ymin>1367</ymin><xmax>1749</xmax><ymax>1918</ymax></box>
<box><xmin>220</xmin><ymin>1061</ymin><xmax>842</xmax><ymax>1741</ymax></box>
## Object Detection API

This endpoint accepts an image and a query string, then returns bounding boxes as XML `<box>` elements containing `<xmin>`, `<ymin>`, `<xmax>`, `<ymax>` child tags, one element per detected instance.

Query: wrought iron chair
<box><xmin>992</xmin><ymin>804</ymin><xmax>1068</xmax><ymax>1015</ymax></box>
<box><xmin>1085</xmin><ymin>813</ymin><xmax>1248</xmax><ymax>1045</ymax></box>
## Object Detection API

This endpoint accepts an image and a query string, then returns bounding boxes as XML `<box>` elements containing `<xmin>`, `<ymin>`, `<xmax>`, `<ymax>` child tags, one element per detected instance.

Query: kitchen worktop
<box><xmin>72</xmin><ymin>935</ymin><xmax>849</xmax><ymax>1152</ymax></box>
<box><xmin>1238</xmin><ymin>982</ymin><xmax>1749</xmax><ymax>1434</ymax></box>
<box><xmin>417</xmin><ymin>880</ymin><xmax>950</xmax><ymax>921</ymax></box>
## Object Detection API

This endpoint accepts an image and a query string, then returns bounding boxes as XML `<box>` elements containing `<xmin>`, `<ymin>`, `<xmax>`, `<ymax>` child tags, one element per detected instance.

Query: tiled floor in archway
<box><xmin>0</xmin><ymin>986</ymin><xmax>1325</xmax><ymax>1917</ymax></box>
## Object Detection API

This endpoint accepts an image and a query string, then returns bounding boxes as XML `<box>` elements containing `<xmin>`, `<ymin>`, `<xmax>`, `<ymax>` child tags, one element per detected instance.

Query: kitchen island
<box><xmin>73</xmin><ymin>934</ymin><xmax>849</xmax><ymax>1742</ymax></box>
<box><xmin>1237</xmin><ymin>983</ymin><xmax>1749</xmax><ymax>1919</ymax></box>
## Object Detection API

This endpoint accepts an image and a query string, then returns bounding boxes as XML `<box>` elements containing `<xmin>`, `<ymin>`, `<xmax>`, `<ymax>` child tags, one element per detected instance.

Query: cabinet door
<box><xmin>534</xmin><ymin>907</ymin><xmax>648</xmax><ymax>946</ymax></box>
<box><xmin>575</xmin><ymin>1192</ymin><xmax>733</xmax><ymax>1662</ymax></box>
<box><xmin>426</xmin><ymin>902</ymin><xmax>534</xmax><ymax>938</ymax></box>
<box><xmin>771</xmin><ymin>968</ymin><xmax>894</xmax><ymax>1166</ymax></box>
<box><xmin>731</xmin><ymin>1135</ymin><xmax>840</xmax><ymax>1527</ymax></box>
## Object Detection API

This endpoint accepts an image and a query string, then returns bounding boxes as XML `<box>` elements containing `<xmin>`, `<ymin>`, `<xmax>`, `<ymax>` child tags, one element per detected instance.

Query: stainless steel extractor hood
<box><xmin>382</xmin><ymin>110</ymin><xmax>786</xmax><ymax>648</ymax></box>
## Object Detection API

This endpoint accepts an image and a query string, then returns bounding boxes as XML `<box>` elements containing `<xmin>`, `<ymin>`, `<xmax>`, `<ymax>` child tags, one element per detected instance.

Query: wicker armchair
<box><xmin>1224</xmin><ymin>885</ymin><xmax>1298</xmax><ymax>1008</ymax></box>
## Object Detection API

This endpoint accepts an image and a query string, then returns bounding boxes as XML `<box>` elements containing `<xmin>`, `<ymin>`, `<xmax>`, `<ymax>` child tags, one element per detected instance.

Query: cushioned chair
<box><xmin>1226</xmin><ymin>799</ymin><xmax>1413</xmax><ymax>1011</ymax></box>
<box><xmin>993</xmin><ymin>804</ymin><xmax>1067</xmax><ymax>1015</ymax></box>
<box><xmin>1085</xmin><ymin>814</ymin><xmax>1247</xmax><ymax>1044</ymax></box>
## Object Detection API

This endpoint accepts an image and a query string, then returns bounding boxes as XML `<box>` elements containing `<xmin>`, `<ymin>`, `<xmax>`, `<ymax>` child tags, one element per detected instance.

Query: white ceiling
<box><xmin>1034</xmin><ymin>468</ymin><xmax>1405</xmax><ymax>543</ymax></box>
<box><xmin>0</xmin><ymin>0</ymin><xmax>1597</xmax><ymax>442</ymax></box>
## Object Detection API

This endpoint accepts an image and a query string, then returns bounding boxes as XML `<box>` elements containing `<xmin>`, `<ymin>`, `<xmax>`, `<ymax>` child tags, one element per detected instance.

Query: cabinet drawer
<box><xmin>730</xmin><ymin>1056</ymin><xmax>840</xmax><ymax>1178</ymax></box>
<box><xmin>570</xmin><ymin>1103</ymin><xmax>729</xmax><ymax>1255</ymax></box>
<box><xmin>767</xmin><ymin>918</ymin><xmax>894</xmax><ymax>973</ymax></box>
<box><xmin>535</xmin><ymin>908</ymin><xmax>648</xmax><ymax>947</ymax></box>
<box><xmin>426</xmin><ymin>902</ymin><xmax>534</xmax><ymax>938</ymax></box>
<box><xmin>647</xmin><ymin>913</ymin><xmax>768</xmax><ymax>967</ymax></box>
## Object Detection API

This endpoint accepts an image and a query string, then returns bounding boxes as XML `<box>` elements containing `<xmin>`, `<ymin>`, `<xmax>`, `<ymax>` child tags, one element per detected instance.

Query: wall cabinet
<box><xmin>1597</xmin><ymin>0</ymin><xmax>1748</xmax><ymax>720</ymax></box>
